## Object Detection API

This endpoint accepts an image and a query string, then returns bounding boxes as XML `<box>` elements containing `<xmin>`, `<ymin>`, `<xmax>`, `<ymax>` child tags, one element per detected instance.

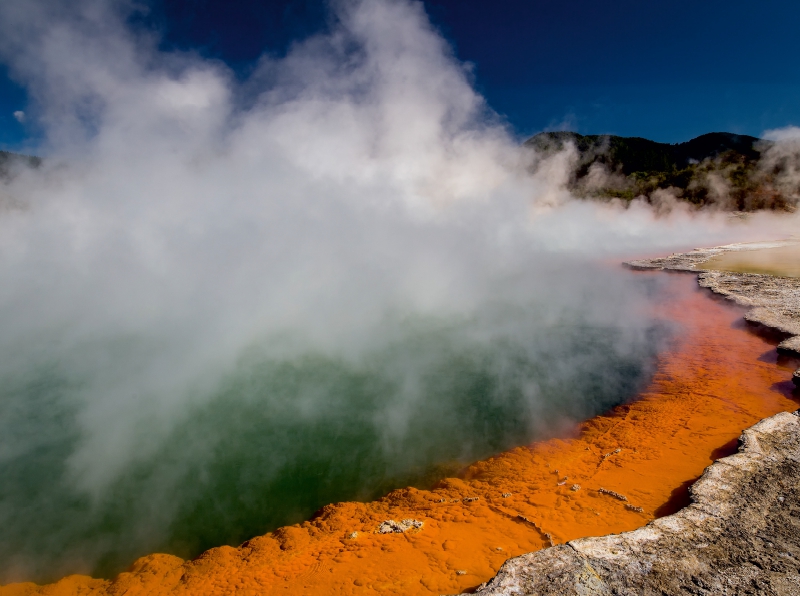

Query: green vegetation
<box><xmin>525</xmin><ymin>131</ymin><xmax>796</xmax><ymax>211</ymax></box>
<box><xmin>0</xmin><ymin>150</ymin><xmax>41</xmax><ymax>179</ymax></box>
<box><xmin>4</xmin><ymin>132</ymin><xmax>797</xmax><ymax>211</ymax></box>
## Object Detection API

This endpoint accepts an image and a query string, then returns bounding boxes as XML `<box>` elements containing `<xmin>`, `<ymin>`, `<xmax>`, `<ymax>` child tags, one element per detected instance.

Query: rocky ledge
<box><xmin>459</xmin><ymin>411</ymin><xmax>800</xmax><ymax>595</ymax></box>
<box><xmin>627</xmin><ymin>241</ymin><xmax>800</xmax><ymax>378</ymax></box>
<box><xmin>456</xmin><ymin>242</ymin><xmax>800</xmax><ymax>595</ymax></box>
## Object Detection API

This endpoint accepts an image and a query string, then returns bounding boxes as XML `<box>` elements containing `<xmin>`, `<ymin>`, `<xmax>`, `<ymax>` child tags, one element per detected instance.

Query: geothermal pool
<box><xmin>0</xmin><ymin>262</ymin><xmax>668</xmax><ymax>584</ymax></box>
<box><xmin>3</xmin><ymin>268</ymin><xmax>799</xmax><ymax>596</ymax></box>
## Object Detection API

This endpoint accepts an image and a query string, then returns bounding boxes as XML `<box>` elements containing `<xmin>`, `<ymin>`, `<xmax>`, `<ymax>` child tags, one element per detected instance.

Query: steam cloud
<box><xmin>0</xmin><ymin>0</ymin><xmax>797</xmax><ymax>583</ymax></box>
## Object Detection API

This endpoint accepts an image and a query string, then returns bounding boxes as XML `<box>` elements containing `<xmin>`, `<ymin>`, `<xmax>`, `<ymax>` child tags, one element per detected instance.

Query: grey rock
<box><xmin>376</xmin><ymin>518</ymin><xmax>423</xmax><ymax>534</ymax></box>
<box><xmin>451</xmin><ymin>244</ymin><xmax>800</xmax><ymax>596</ymax></box>
<box><xmin>778</xmin><ymin>336</ymin><xmax>800</xmax><ymax>358</ymax></box>
<box><xmin>626</xmin><ymin>241</ymin><xmax>800</xmax><ymax>357</ymax></box>
<box><xmin>456</xmin><ymin>412</ymin><xmax>800</xmax><ymax>595</ymax></box>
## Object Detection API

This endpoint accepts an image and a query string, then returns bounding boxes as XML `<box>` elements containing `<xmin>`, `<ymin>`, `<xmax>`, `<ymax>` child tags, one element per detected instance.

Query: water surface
<box><xmin>701</xmin><ymin>243</ymin><xmax>800</xmax><ymax>277</ymax></box>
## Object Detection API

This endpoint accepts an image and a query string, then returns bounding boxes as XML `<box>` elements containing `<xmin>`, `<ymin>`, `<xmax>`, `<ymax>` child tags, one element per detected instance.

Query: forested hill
<box><xmin>526</xmin><ymin>132</ymin><xmax>763</xmax><ymax>174</ymax></box>
<box><xmin>0</xmin><ymin>150</ymin><xmax>41</xmax><ymax>178</ymax></box>
<box><xmin>2</xmin><ymin>133</ymin><xmax>798</xmax><ymax>211</ymax></box>
<box><xmin>525</xmin><ymin>131</ymin><xmax>796</xmax><ymax>211</ymax></box>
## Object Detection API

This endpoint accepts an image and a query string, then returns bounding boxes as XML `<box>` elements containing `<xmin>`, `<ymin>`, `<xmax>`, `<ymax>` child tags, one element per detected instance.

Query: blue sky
<box><xmin>2</xmin><ymin>0</ymin><xmax>799</xmax><ymax>150</ymax></box>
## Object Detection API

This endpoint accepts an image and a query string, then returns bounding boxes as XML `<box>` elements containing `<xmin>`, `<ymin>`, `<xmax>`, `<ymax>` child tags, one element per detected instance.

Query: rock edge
<box><xmin>458</xmin><ymin>411</ymin><xmax>800</xmax><ymax>595</ymax></box>
<box><xmin>457</xmin><ymin>242</ymin><xmax>800</xmax><ymax>595</ymax></box>
<box><xmin>627</xmin><ymin>241</ymin><xmax>800</xmax><ymax>380</ymax></box>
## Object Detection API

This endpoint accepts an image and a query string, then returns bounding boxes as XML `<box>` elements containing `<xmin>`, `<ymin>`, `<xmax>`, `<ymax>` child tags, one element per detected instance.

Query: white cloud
<box><xmin>12</xmin><ymin>110</ymin><xmax>25</xmax><ymax>122</ymax></box>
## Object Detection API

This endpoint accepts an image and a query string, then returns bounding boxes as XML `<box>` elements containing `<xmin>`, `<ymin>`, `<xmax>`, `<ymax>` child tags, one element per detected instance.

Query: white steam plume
<box><xmin>0</xmin><ymin>0</ymin><xmax>797</xmax><ymax>581</ymax></box>
<box><xmin>760</xmin><ymin>125</ymin><xmax>800</xmax><ymax>203</ymax></box>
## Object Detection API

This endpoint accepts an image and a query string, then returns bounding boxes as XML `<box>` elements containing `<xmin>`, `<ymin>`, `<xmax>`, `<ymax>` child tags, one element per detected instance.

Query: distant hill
<box><xmin>0</xmin><ymin>150</ymin><xmax>41</xmax><ymax>179</ymax></box>
<box><xmin>525</xmin><ymin>131</ymin><xmax>796</xmax><ymax>211</ymax></box>
<box><xmin>1</xmin><ymin>137</ymin><xmax>797</xmax><ymax>212</ymax></box>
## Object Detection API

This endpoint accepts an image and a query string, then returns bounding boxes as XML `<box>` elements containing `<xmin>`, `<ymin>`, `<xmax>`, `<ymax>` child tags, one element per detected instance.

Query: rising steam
<box><xmin>0</xmin><ymin>0</ymin><xmax>797</xmax><ymax>583</ymax></box>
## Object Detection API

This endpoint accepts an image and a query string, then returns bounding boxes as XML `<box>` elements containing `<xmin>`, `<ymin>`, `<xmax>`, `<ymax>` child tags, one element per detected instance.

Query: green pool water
<box><xmin>0</xmin><ymin>289</ymin><xmax>671</xmax><ymax>583</ymax></box>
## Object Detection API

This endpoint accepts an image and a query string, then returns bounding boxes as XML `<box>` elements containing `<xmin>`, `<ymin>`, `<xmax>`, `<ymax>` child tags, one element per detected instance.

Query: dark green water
<box><xmin>0</xmin><ymin>299</ymin><xmax>670</xmax><ymax>583</ymax></box>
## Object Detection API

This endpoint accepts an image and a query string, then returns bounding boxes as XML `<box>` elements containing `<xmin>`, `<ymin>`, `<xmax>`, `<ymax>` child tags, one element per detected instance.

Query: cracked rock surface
<box><xmin>376</xmin><ymin>519</ymin><xmax>423</xmax><ymax>534</ymax></box>
<box><xmin>459</xmin><ymin>411</ymin><xmax>800</xmax><ymax>596</ymax></box>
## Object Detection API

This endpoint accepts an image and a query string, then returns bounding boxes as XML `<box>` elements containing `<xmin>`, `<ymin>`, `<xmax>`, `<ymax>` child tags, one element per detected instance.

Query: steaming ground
<box><xmin>0</xmin><ymin>0</ymin><xmax>798</xmax><ymax>584</ymax></box>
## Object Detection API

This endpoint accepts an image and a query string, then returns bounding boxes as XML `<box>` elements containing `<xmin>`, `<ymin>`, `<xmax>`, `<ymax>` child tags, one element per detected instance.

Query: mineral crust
<box><xmin>459</xmin><ymin>411</ymin><xmax>800</xmax><ymax>596</ymax></box>
<box><xmin>627</xmin><ymin>241</ymin><xmax>800</xmax><ymax>364</ymax></box>
<box><xmin>459</xmin><ymin>241</ymin><xmax>800</xmax><ymax>595</ymax></box>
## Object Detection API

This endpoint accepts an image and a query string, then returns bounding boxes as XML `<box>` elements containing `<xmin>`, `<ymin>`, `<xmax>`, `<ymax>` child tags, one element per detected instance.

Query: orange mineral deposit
<box><xmin>3</xmin><ymin>271</ymin><xmax>798</xmax><ymax>596</ymax></box>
